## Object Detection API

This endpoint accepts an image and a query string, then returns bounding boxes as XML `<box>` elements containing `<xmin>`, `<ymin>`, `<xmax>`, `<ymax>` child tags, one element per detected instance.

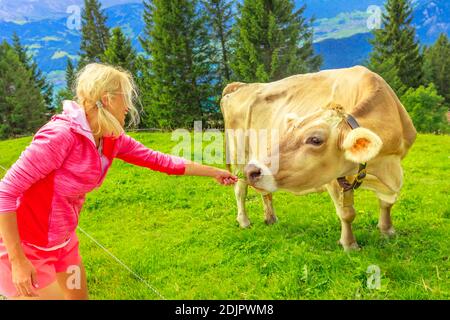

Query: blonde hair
<box><xmin>74</xmin><ymin>63</ymin><xmax>140</xmax><ymax>138</ymax></box>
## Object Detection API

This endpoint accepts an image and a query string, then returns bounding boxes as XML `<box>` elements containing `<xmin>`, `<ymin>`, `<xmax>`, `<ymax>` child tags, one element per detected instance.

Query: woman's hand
<box><xmin>214</xmin><ymin>169</ymin><xmax>239</xmax><ymax>186</ymax></box>
<box><xmin>11</xmin><ymin>256</ymin><xmax>39</xmax><ymax>297</ymax></box>
<box><xmin>183</xmin><ymin>161</ymin><xmax>238</xmax><ymax>185</ymax></box>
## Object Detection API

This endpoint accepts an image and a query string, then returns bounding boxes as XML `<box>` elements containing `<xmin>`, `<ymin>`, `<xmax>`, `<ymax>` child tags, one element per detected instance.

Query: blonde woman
<box><xmin>0</xmin><ymin>63</ymin><xmax>238</xmax><ymax>300</ymax></box>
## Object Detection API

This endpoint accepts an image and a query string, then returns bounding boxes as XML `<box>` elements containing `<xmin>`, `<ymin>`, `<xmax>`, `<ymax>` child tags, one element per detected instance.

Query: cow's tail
<box><xmin>225</xmin><ymin>131</ymin><xmax>232</xmax><ymax>173</ymax></box>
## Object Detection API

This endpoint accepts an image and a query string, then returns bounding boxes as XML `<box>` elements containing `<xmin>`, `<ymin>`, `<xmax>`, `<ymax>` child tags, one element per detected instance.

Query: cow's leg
<box><xmin>363</xmin><ymin>156</ymin><xmax>402</xmax><ymax>237</ymax></box>
<box><xmin>377</xmin><ymin>196</ymin><xmax>397</xmax><ymax>237</ymax></box>
<box><xmin>235</xmin><ymin>179</ymin><xmax>250</xmax><ymax>228</ymax></box>
<box><xmin>262</xmin><ymin>193</ymin><xmax>277</xmax><ymax>225</ymax></box>
<box><xmin>378</xmin><ymin>199</ymin><xmax>395</xmax><ymax>236</ymax></box>
<box><xmin>326</xmin><ymin>181</ymin><xmax>359</xmax><ymax>251</ymax></box>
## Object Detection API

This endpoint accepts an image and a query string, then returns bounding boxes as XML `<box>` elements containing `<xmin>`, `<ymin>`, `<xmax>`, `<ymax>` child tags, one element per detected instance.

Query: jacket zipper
<box><xmin>72</xmin><ymin>129</ymin><xmax>105</xmax><ymax>185</ymax></box>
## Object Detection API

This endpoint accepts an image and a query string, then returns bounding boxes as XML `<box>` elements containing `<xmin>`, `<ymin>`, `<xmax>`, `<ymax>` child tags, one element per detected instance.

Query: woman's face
<box><xmin>103</xmin><ymin>92</ymin><xmax>129</xmax><ymax>127</ymax></box>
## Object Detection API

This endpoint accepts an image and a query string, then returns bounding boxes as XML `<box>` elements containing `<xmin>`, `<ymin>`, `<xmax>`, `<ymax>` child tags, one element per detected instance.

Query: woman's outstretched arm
<box><xmin>116</xmin><ymin>134</ymin><xmax>238</xmax><ymax>185</ymax></box>
<box><xmin>183</xmin><ymin>160</ymin><xmax>237</xmax><ymax>185</ymax></box>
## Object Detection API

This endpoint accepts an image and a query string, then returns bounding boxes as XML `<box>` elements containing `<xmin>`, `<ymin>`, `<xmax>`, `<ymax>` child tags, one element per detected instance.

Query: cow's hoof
<box><xmin>237</xmin><ymin>216</ymin><xmax>251</xmax><ymax>228</ymax></box>
<box><xmin>264</xmin><ymin>215</ymin><xmax>278</xmax><ymax>225</ymax></box>
<box><xmin>379</xmin><ymin>226</ymin><xmax>396</xmax><ymax>237</ymax></box>
<box><xmin>338</xmin><ymin>239</ymin><xmax>361</xmax><ymax>252</ymax></box>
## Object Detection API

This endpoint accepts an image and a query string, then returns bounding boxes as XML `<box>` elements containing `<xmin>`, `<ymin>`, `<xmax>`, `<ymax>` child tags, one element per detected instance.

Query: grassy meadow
<box><xmin>0</xmin><ymin>132</ymin><xmax>449</xmax><ymax>300</ymax></box>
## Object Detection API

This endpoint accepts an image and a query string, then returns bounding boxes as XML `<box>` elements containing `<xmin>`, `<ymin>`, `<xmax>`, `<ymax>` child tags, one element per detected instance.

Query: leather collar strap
<box><xmin>337</xmin><ymin>114</ymin><xmax>367</xmax><ymax>191</ymax></box>
<box><xmin>346</xmin><ymin>114</ymin><xmax>360</xmax><ymax>130</ymax></box>
<box><xmin>337</xmin><ymin>162</ymin><xmax>367</xmax><ymax>191</ymax></box>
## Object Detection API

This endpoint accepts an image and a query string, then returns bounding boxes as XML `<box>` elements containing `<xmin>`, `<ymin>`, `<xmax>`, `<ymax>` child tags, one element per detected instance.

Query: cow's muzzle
<box><xmin>244</xmin><ymin>163</ymin><xmax>262</xmax><ymax>184</ymax></box>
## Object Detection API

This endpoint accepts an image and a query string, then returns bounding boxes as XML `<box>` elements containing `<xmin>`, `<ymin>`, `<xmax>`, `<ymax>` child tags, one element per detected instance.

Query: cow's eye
<box><xmin>306</xmin><ymin>136</ymin><xmax>323</xmax><ymax>146</ymax></box>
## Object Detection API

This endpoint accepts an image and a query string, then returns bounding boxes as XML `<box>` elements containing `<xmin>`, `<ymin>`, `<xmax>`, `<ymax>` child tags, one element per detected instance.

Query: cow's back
<box><xmin>221</xmin><ymin>66</ymin><xmax>416</xmax><ymax>159</ymax></box>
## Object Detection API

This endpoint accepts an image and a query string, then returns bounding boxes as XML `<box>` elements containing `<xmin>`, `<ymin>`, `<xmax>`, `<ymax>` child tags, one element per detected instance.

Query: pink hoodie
<box><xmin>0</xmin><ymin>100</ymin><xmax>186</xmax><ymax>249</ymax></box>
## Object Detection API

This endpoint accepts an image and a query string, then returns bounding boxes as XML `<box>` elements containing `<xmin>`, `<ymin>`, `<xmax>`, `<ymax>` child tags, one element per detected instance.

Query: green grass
<box><xmin>0</xmin><ymin>133</ymin><xmax>449</xmax><ymax>300</ymax></box>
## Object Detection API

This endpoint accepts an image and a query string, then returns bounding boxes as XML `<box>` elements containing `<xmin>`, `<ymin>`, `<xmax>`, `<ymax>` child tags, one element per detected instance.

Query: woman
<box><xmin>0</xmin><ymin>63</ymin><xmax>238</xmax><ymax>300</ymax></box>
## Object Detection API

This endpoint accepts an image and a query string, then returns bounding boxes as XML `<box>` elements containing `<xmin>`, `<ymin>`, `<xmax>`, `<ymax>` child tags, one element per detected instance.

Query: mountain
<box><xmin>301</xmin><ymin>0</ymin><xmax>385</xmax><ymax>19</ymax></box>
<box><xmin>0</xmin><ymin>3</ymin><xmax>145</xmax><ymax>88</ymax></box>
<box><xmin>311</xmin><ymin>0</ymin><xmax>449</xmax><ymax>44</ymax></box>
<box><xmin>0</xmin><ymin>0</ymin><xmax>141</xmax><ymax>22</ymax></box>
<box><xmin>314</xmin><ymin>33</ymin><xmax>374</xmax><ymax>70</ymax></box>
<box><xmin>313</xmin><ymin>0</ymin><xmax>450</xmax><ymax>71</ymax></box>
<box><xmin>0</xmin><ymin>0</ymin><xmax>388</xmax><ymax>23</ymax></box>
<box><xmin>0</xmin><ymin>0</ymin><xmax>448</xmax><ymax>90</ymax></box>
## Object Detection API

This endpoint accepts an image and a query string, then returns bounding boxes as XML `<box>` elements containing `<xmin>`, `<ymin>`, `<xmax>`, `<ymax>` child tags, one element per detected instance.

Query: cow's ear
<box><xmin>342</xmin><ymin>128</ymin><xmax>383</xmax><ymax>163</ymax></box>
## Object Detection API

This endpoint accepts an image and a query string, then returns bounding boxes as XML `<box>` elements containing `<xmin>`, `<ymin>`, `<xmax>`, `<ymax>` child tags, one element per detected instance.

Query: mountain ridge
<box><xmin>0</xmin><ymin>0</ymin><xmax>447</xmax><ymax>89</ymax></box>
<box><xmin>0</xmin><ymin>0</ymin><xmax>142</xmax><ymax>22</ymax></box>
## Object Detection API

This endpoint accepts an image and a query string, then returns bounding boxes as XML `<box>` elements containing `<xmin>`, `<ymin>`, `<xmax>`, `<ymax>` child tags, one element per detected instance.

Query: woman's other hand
<box><xmin>11</xmin><ymin>256</ymin><xmax>39</xmax><ymax>297</ymax></box>
<box><xmin>0</xmin><ymin>212</ymin><xmax>39</xmax><ymax>297</ymax></box>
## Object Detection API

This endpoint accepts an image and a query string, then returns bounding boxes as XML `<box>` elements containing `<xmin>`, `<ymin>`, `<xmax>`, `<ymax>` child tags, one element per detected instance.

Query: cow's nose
<box><xmin>245</xmin><ymin>163</ymin><xmax>262</xmax><ymax>183</ymax></box>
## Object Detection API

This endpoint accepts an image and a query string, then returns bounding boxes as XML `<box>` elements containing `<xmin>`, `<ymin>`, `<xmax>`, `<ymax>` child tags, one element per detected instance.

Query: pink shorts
<box><xmin>0</xmin><ymin>232</ymin><xmax>81</xmax><ymax>298</ymax></box>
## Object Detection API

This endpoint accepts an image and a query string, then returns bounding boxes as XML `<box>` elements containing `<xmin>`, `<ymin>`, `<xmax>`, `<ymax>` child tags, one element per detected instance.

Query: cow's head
<box><xmin>244</xmin><ymin>103</ymin><xmax>383</xmax><ymax>193</ymax></box>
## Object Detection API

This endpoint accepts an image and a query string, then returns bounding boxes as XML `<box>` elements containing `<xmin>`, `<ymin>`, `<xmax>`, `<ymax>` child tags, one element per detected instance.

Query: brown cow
<box><xmin>221</xmin><ymin>66</ymin><xmax>416</xmax><ymax>251</ymax></box>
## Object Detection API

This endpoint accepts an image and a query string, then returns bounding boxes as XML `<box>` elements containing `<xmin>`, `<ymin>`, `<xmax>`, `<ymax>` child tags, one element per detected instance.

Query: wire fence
<box><xmin>1</xmin><ymin>122</ymin><xmax>227</xmax><ymax>141</ymax></box>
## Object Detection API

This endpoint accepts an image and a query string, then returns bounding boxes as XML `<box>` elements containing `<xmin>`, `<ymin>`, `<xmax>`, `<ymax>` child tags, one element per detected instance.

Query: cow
<box><xmin>220</xmin><ymin>66</ymin><xmax>416</xmax><ymax>251</ymax></box>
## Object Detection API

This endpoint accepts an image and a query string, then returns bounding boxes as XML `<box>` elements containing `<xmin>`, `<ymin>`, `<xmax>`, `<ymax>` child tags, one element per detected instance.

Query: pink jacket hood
<box><xmin>59</xmin><ymin>100</ymin><xmax>98</xmax><ymax>143</ymax></box>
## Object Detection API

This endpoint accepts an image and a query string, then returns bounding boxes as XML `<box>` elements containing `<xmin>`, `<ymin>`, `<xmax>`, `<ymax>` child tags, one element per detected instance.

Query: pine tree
<box><xmin>423</xmin><ymin>33</ymin><xmax>450</xmax><ymax>104</ymax></box>
<box><xmin>103</xmin><ymin>27</ymin><xmax>138</xmax><ymax>76</ymax></box>
<box><xmin>200</xmin><ymin>0</ymin><xmax>235</xmax><ymax>122</ymax></box>
<box><xmin>369</xmin><ymin>57</ymin><xmax>407</xmax><ymax>96</ymax></box>
<box><xmin>79</xmin><ymin>0</ymin><xmax>110</xmax><ymax>67</ymax></box>
<box><xmin>66</xmin><ymin>58</ymin><xmax>76</xmax><ymax>92</ymax></box>
<box><xmin>139</xmin><ymin>0</ymin><xmax>214</xmax><ymax>129</ymax></box>
<box><xmin>12</xmin><ymin>33</ymin><xmax>29</xmax><ymax>67</ymax></box>
<box><xmin>0</xmin><ymin>41</ymin><xmax>47</xmax><ymax>139</ymax></box>
<box><xmin>368</xmin><ymin>0</ymin><xmax>423</xmax><ymax>90</ymax></box>
<box><xmin>230</xmin><ymin>0</ymin><xmax>321</xmax><ymax>83</ymax></box>
<box><xmin>54</xmin><ymin>58</ymin><xmax>77</xmax><ymax>113</ymax></box>
<box><xmin>202</xmin><ymin>0</ymin><xmax>234</xmax><ymax>84</ymax></box>
<box><xmin>12</xmin><ymin>33</ymin><xmax>54</xmax><ymax>110</ymax></box>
